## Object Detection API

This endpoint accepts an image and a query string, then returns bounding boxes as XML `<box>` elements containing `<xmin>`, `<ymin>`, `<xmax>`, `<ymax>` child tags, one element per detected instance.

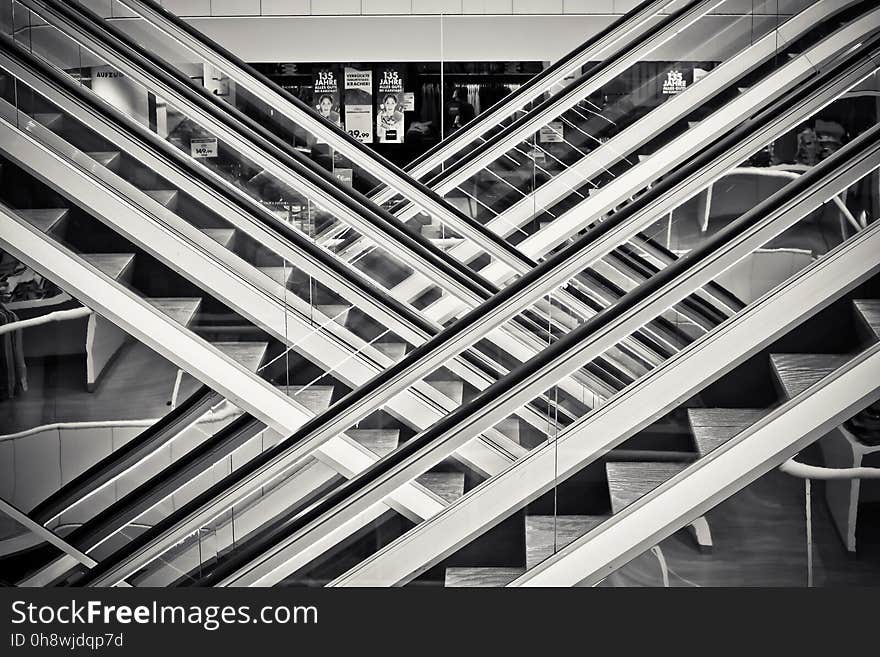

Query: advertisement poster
<box><xmin>662</xmin><ymin>69</ymin><xmax>687</xmax><ymax>95</ymax></box>
<box><xmin>376</xmin><ymin>66</ymin><xmax>405</xmax><ymax>143</ymax></box>
<box><xmin>540</xmin><ymin>121</ymin><xmax>564</xmax><ymax>143</ymax></box>
<box><xmin>344</xmin><ymin>66</ymin><xmax>373</xmax><ymax>143</ymax></box>
<box><xmin>313</xmin><ymin>67</ymin><xmax>342</xmax><ymax>130</ymax></box>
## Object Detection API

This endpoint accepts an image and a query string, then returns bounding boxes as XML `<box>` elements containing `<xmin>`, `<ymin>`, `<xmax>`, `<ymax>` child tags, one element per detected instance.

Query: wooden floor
<box><xmin>0</xmin><ymin>341</ymin><xmax>200</xmax><ymax>435</ymax></box>
<box><xmin>603</xmin><ymin>467</ymin><xmax>880</xmax><ymax>587</ymax></box>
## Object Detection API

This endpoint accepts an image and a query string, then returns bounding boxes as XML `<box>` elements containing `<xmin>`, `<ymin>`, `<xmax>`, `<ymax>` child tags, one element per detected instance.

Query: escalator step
<box><xmin>417</xmin><ymin>472</ymin><xmax>465</xmax><ymax>504</ymax></box>
<box><xmin>285</xmin><ymin>385</ymin><xmax>334</xmax><ymax>414</ymax></box>
<box><xmin>80</xmin><ymin>252</ymin><xmax>135</xmax><ymax>283</ymax></box>
<box><xmin>606</xmin><ymin>461</ymin><xmax>689</xmax><ymax>514</ymax></box>
<box><xmin>87</xmin><ymin>151</ymin><xmax>121</xmax><ymax>170</ymax></box>
<box><xmin>444</xmin><ymin>567</ymin><xmax>524</xmax><ymax>587</ymax></box>
<box><xmin>145</xmin><ymin>297</ymin><xmax>201</xmax><ymax>328</ymax></box>
<box><xmin>854</xmin><ymin>300</ymin><xmax>880</xmax><ymax>339</ymax></box>
<box><xmin>494</xmin><ymin>417</ymin><xmax>521</xmax><ymax>446</ymax></box>
<box><xmin>687</xmin><ymin>408</ymin><xmax>766</xmax><ymax>458</ymax></box>
<box><xmin>214</xmin><ymin>341</ymin><xmax>269</xmax><ymax>373</ymax></box>
<box><xmin>348</xmin><ymin>429</ymin><xmax>400</xmax><ymax>457</ymax></box>
<box><xmin>258</xmin><ymin>266</ymin><xmax>292</xmax><ymax>287</ymax></box>
<box><xmin>143</xmin><ymin>189</ymin><xmax>179</xmax><ymax>208</ymax></box>
<box><xmin>202</xmin><ymin>228</ymin><xmax>236</xmax><ymax>249</ymax></box>
<box><xmin>32</xmin><ymin>112</ymin><xmax>63</xmax><ymax>129</ymax></box>
<box><xmin>770</xmin><ymin>353</ymin><xmax>850</xmax><ymax>400</ymax></box>
<box><xmin>316</xmin><ymin>304</ymin><xmax>350</xmax><ymax>327</ymax></box>
<box><xmin>525</xmin><ymin>515</ymin><xmax>607</xmax><ymax>570</ymax></box>
<box><xmin>18</xmin><ymin>208</ymin><xmax>68</xmax><ymax>233</ymax></box>
<box><xmin>428</xmin><ymin>379</ymin><xmax>464</xmax><ymax>405</ymax></box>
<box><xmin>373</xmin><ymin>342</ymin><xmax>407</xmax><ymax>361</ymax></box>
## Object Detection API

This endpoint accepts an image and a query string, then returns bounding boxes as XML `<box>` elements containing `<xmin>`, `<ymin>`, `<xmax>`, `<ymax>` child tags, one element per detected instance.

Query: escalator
<box><xmin>0</xmin><ymin>45</ymin><xmax>515</xmax><ymax>585</ymax></box>
<box><xmin>512</xmin><ymin>295</ymin><xmax>880</xmax><ymax>587</ymax></box>
<box><xmin>12</xmin><ymin>0</ymin><xmax>861</xmax><ymax>420</ymax></box>
<box><xmin>8</xmin><ymin>0</ymin><xmax>693</xmax><ymax>419</ymax></box>
<box><xmin>86</xmin><ymin>0</ymin><xmax>872</xmax><ymax>353</ymax></box>
<box><xmin>59</xmin><ymin>0</ymin><xmax>755</xmax><ymax>353</ymax></box>
<box><xmin>62</xmin><ymin>31</ymin><xmax>880</xmax><ymax>586</ymax></box>
<box><xmin>1</xmin><ymin>0</ymin><xmax>872</xmax><ymax>588</ymax></box>
<box><xmin>79</xmin><ymin>0</ymin><xmax>758</xmax><ymax>343</ymax></box>
<box><xmin>220</xmin><ymin>114</ymin><xmax>880</xmax><ymax>588</ymax></box>
<box><xmin>0</xmin><ymin>5</ymin><xmax>673</xmax><ymax>586</ymax></box>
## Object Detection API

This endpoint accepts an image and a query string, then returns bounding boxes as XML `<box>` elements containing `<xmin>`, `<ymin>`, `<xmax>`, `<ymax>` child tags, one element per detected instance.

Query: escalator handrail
<box><xmin>28</xmin><ymin>386</ymin><xmax>220</xmax><ymax>526</ymax></box>
<box><xmin>74</xmin><ymin>35</ymin><xmax>880</xmax><ymax>586</ymax></box>
<box><xmin>63</xmin><ymin>414</ymin><xmax>263</xmax><ymax>554</ymax></box>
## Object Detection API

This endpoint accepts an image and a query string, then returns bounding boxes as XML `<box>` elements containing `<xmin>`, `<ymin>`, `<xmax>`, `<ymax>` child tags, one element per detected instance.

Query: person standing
<box><xmin>444</xmin><ymin>87</ymin><xmax>476</xmax><ymax>137</ymax></box>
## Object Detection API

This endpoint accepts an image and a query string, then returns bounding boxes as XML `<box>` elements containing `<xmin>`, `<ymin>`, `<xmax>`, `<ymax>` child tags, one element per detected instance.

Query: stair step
<box><xmin>348</xmin><ymin>429</ymin><xmax>400</xmax><ymax>457</ymax></box>
<box><xmin>494</xmin><ymin>417</ymin><xmax>521</xmax><ymax>445</ymax></box>
<box><xmin>416</xmin><ymin>471</ymin><xmax>465</xmax><ymax>504</ymax></box>
<box><xmin>316</xmin><ymin>304</ymin><xmax>350</xmax><ymax>327</ymax></box>
<box><xmin>87</xmin><ymin>151</ymin><xmax>121</xmax><ymax>170</ymax></box>
<box><xmin>18</xmin><ymin>208</ymin><xmax>69</xmax><ymax>233</ymax></box>
<box><xmin>145</xmin><ymin>297</ymin><xmax>201</xmax><ymax>328</ymax></box>
<box><xmin>638</xmin><ymin>153</ymin><xmax>650</xmax><ymax>162</ymax></box>
<box><xmin>606</xmin><ymin>461</ymin><xmax>689</xmax><ymax>514</ymax></box>
<box><xmin>32</xmin><ymin>112</ymin><xmax>63</xmax><ymax>129</ymax></box>
<box><xmin>525</xmin><ymin>515</ymin><xmax>607</xmax><ymax>570</ymax></box>
<box><xmin>687</xmin><ymin>408</ymin><xmax>766</xmax><ymax>458</ymax></box>
<box><xmin>258</xmin><ymin>266</ymin><xmax>293</xmax><ymax>287</ymax></box>
<box><xmin>854</xmin><ymin>300</ymin><xmax>880</xmax><ymax>339</ymax></box>
<box><xmin>445</xmin><ymin>567</ymin><xmax>524</xmax><ymax>587</ymax></box>
<box><xmin>143</xmin><ymin>190</ymin><xmax>179</xmax><ymax>208</ymax></box>
<box><xmin>770</xmin><ymin>353</ymin><xmax>851</xmax><ymax>399</ymax></box>
<box><xmin>214</xmin><ymin>341</ymin><xmax>269</xmax><ymax>373</ymax></box>
<box><xmin>202</xmin><ymin>228</ymin><xmax>236</xmax><ymax>249</ymax></box>
<box><xmin>373</xmin><ymin>342</ymin><xmax>407</xmax><ymax>361</ymax></box>
<box><xmin>80</xmin><ymin>253</ymin><xmax>134</xmax><ymax>282</ymax></box>
<box><xmin>285</xmin><ymin>385</ymin><xmax>334</xmax><ymax>414</ymax></box>
<box><xmin>429</xmin><ymin>380</ymin><xmax>464</xmax><ymax>405</ymax></box>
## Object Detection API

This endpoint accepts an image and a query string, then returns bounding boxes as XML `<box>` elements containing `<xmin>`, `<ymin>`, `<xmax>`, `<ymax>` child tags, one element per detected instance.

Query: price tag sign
<box><xmin>190</xmin><ymin>137</ymin><xmax>218</xmax><ymax>158</ymax></box>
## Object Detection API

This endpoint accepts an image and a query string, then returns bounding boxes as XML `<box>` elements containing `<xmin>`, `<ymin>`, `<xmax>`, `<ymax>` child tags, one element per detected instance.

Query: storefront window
<box><xmin>250</xmin><ymin>61</ymin><xmax>544</xmax><ymax>167</ymax></box>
